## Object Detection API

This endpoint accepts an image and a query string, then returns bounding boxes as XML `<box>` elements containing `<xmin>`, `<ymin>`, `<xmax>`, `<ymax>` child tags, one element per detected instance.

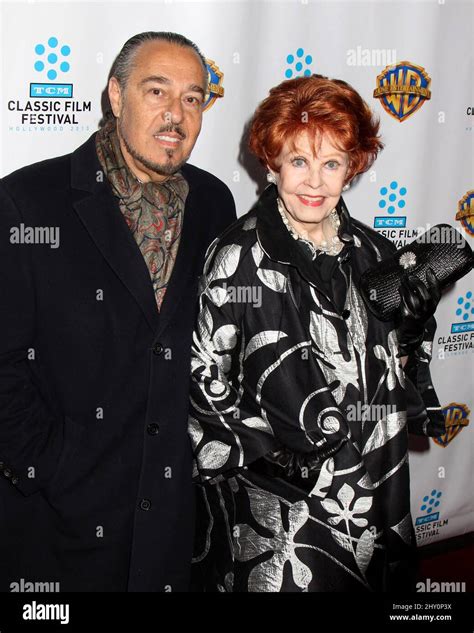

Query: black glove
<box><xmin>396</xmin><ymin>267</ymin><xmax>441</xmax><ymax>357</ymax></box>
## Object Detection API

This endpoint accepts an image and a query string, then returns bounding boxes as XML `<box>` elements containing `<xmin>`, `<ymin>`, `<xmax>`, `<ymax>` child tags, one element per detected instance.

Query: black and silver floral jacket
<box><xmin>188</xmin><ymin>183</ymin><xmax>446</xmax><ymax>592</ymax></box>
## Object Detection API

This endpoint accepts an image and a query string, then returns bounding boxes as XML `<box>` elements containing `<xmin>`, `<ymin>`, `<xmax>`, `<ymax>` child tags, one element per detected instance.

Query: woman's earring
<box><xmin>342</xmin><ymin>182</ymin><xmax>351</xmax><ymax>192</ymax></box>
<box><xmin>266</xmin><ymin>172</ymin><xmax>277</xmax><ymax>185</ymax></box>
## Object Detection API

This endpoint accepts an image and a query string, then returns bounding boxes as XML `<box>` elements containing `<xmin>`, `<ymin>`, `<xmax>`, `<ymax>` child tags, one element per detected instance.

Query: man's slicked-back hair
<box><xmin>110</xmin><ymin>31</ymin><xmax>208</xmax><ymax>91</ymax></box>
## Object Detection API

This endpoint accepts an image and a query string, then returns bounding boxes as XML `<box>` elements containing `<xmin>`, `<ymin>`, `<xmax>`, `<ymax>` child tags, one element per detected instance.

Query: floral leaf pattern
<box><xmin>309</xmin><ymin>310</ymin><xmax>359</xmax><ymax>404</ymax></box>
<box><xmin>321</xmin><ymin>483</ymin><xmax>372</xmax><ymax>528</ymax></box>
<box><xmin>362</xmin><ymin>410</ymin><xmax>407</xmax><ymax>455</ymax></box>
<box><xmin>234</xmin><ymin>488</ymin><xmax>312</xmax><ymax>591</ymax></box>
<box><xmin>198</xmin><ymin>440</ymin><xmax>231</xmax><ymax>469</ymax></box>
<box><xmin>355</xmin><ymin>528</ymin><xmax>375</xmax><ymax>575</ymax></box>
<box><xmin>210</xmin><ymin>244</ymin><xmax>242</xmax><ymax>281</ymax></box>
<box><xmin>373</xmin><ymin>330</ymin><xmax>405</xmax><ymax>391</ymax></box>
<box><xmin>188</xmin><ymin>416</ymin><xmax>204</xmax><ymax>448</ymax></box>
<box><xmin>241</xmin><ymin>417</ymin><xmax>274</xmax><ymax>435</ymax></box>
<box><xmin>244</xmin><ymin>330</ymin><xmax>288</xmax><ymax>360</ymax></box>
<box><xmin>257</xmin><ymin>268</ymin><xmax>287</xmax><ymax>293</ymax></box>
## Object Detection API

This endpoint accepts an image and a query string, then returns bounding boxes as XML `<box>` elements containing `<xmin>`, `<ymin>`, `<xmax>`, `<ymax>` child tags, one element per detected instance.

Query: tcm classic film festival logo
<box><xmin>436</xmin><ymin>288</ymin><xmax>474</xmax><ymax>358</ymax></box>
<box><xmin>414</xmin><ymin>488</ymin><xmax>448</xmax><ymax>544</ymax></box>
<box><xmin>433</xmin><ymin>192</ymin><xmax>474</xmax><ymax>358</ymax></box>
<box><xmin>415</xmin><ymin>408</ymin><xmax>470</xmax><ymax>541</ymax></box>
<box><xmin>7</xmin><ymin>38</ymin><xmax>225</xmax><ymax>133</ymax></box>
<box><xmin>8</xmin><ymin>36</ymin><xmax>92</xmax><ymax>132</ymax></box>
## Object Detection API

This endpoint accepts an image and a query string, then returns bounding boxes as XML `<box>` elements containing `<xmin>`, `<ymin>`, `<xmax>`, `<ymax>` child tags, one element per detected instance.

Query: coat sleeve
<box><xmin>402</xmin><ymin>315</ymin><xmax>446</xmax><ymax>437</ymax></box>
<box><xmin>189</xmin><ymin>235</ymin><xmax>279</xmax><ymax>484</ymax></box>
<box><xmin>0</xmin><ymin>181</ymin><xmax>77</xmax><ymax>496</ymax></box>
<box><xmin>371</xmin><ymin>233</ymin><xmax>447</xmax><ymax>438</ymax></box>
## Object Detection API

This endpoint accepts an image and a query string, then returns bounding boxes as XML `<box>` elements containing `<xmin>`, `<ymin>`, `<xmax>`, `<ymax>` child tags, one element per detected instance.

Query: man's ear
<box><xmin>108</xmin><ymin>76</ymin><xmax>122</xmax><ymax>118</ymax></box>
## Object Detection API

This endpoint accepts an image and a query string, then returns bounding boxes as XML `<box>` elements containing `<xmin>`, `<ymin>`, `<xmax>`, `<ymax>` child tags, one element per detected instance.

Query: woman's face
<box><xmin>269</xmin><ymin>131</ymin><xmax>350</xmax><ymax>233</ymax></box>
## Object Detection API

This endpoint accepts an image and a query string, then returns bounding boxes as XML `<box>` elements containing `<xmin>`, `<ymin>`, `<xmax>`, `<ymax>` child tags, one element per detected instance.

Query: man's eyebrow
<box><xmin>139</xmin><ymin>75</ymin><xmax>171</xmax><ymax>87</ymax></box>
<box><xmin>188</xmin><ymin>84</ymin><xmax>206</xmax><ymax>98</ymax></box>
<box><xmin>139</xmin><ymin>75</ymin><xmax>206</xmax><ymax>98</ymax></box>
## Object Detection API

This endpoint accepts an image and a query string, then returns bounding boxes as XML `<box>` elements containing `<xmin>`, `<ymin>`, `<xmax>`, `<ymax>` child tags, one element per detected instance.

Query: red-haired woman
<box><xmin>189</xmin><ymin>75</ymin><xmax>444</xmax><ymax>592</ymax></box>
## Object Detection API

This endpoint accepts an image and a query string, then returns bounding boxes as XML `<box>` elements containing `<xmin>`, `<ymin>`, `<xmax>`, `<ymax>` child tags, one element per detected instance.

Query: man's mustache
<box><xmin>154</xmin><ymin>126</ymin><xmax>186</xmax><ymax>139</ymax></box>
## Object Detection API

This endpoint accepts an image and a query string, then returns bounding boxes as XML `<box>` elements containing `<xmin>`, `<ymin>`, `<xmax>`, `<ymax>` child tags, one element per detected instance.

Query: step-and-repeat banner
<box><xmin>1</xmin><ymin>0</ymin><xmax>473</xmax><ymax>547</ymax></box>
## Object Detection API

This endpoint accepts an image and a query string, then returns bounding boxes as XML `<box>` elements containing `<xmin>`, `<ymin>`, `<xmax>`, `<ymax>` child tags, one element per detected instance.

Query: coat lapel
<box><xmin>70</xmin><ymin>133</ymin><xmax>202</xmax><ymax>336</ymax></box>
<box><xmin>71</xmin><ymin>185</ymin><xmax>160</xmax><ymax>333</ymax></box>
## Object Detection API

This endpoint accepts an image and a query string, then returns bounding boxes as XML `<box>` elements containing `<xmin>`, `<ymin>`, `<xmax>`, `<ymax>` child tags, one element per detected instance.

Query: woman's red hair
<box><xmin>248</xmin><ymin>74</ymin><xmax>383</xmax><ymax>183</ymax></box>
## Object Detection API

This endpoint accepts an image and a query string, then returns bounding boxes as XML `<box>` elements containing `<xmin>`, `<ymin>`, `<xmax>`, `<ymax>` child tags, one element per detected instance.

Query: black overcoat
<box><xmin>0</xmin><ymin>132</ymin><xmax>236</xmax><ymax>591</ymax></box>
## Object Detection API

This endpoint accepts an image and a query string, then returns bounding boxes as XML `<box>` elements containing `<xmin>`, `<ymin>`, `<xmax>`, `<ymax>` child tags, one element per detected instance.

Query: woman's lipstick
<box><xmin>297</xmin><ymin>195</ymin><xmax>325</xmax><ymax>207</ymax></box>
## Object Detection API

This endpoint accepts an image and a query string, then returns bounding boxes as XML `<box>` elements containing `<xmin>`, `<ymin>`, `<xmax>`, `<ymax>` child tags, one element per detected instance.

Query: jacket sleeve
<box><xmin>189</xmin><ymin>236</ymin><xmax>279</xmax><ymax>484</ymax></box>
<box><xmin>0</xmin><ymin>181</ymin><xmax>77</xmax><ymax>496</ymax></box>
<box><xmin>403</xmin><ymin>315</ymin><xmax>446</xmax><ymax>437</ymax></box>
<box><xmin>373</xmin><ymin>234</ymin><xmax>447</xmax><ymax>438</ymax></box>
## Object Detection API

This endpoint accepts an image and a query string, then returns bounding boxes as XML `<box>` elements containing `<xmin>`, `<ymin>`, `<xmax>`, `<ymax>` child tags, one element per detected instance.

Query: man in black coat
<box><xmin>0</xmin><ymin>32</ymin><xmax>236</xmax><ymax>592</ymax></box>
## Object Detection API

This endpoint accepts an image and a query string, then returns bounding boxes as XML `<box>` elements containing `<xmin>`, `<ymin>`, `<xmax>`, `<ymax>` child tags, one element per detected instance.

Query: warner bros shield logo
<box><xmin>433</xmin><ymin>403</ymin><xmax>470</xmax><ymax>447</ymax></box>
<box><xmin>373</xmin><ymin>61</ymin><xmax>431</xmax><ymax>122</ymax></box>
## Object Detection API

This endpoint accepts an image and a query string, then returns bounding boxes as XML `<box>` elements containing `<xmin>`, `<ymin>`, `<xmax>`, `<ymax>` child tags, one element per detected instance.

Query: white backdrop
<box><xmin>1</xmin><ymin>0</ymin><xmax>473</xmax><ymax>546</ymax></box>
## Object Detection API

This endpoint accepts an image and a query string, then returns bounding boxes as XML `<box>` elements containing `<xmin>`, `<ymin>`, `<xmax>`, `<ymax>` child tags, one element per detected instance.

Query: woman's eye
<box><xmin>326</xmin><ymin>160</ymin><xmax>340</xmax><ymax>169</ymax></box>
<box><xmin>292</xmin><ymin>158</ymin><xmax>306</xmax><ymax>167</ymax></box>
<box><xmin>150</xmin><ymin>89</ymin><xmax>162</xmax><ymax>96</ymax></box>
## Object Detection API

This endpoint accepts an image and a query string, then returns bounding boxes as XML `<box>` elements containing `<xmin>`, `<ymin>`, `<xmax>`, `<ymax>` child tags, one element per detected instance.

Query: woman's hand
<box><xmin>396</xmin><ymin>268</ymin><xmax>441</xmax><ymax>357</ymax></box>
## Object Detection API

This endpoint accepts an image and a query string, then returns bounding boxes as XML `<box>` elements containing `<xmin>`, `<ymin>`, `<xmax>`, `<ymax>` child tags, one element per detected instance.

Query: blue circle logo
<box><xmin>285</xmin><ymin>48</ymin><xmax>313</xmax><ymax>79</ymax></box>
<box><xmin>456</xmin><ymin>291</ymin><xmax>474</xmax><ymax>321</ymax></box>
<box><xmin>34</xmin><ymin>37</ymin><xmax>71</xmax><ymax>80</ymax></box>
<box><xmin>420</xmin><ymin>489</ymin><xmax>442</xmax><ymax>514</ymax></box>
<box><xmin>378</xmin><ymin>181</ymin><xmax>407</xmax><ymax>214</ymax></box>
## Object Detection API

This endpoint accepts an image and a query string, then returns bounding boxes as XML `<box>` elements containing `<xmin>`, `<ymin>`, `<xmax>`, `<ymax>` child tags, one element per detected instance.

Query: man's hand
<box><xmin>396</xmin><ymin>267</ymin><xmax>441</xmax><ymax>357</ymax></box>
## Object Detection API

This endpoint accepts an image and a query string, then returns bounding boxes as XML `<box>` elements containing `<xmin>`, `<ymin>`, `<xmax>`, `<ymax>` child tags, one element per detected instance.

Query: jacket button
<box><xmin>140</xmin><ymin>498</ymin><xmax>152</xmax><ymax>511</ymax></box>
<box><xmin>4</xmin><ymin>468</ymin><xmax>12</xmax><ymax>478</ymax></box>
<box><xmin>147</xmin><ymin>423</ymin><xmax>160</xmax><ymax>436</ymax></box>
<box><xmin>341</xmin><ymin>309</ymin><xmax>350</xmax><ymax>319</ymax></box>
<box><xmin>152</xmin><ymin>342</ymin><xmax>164</xmax><ymax>356</ymax></box>
<box><xmin>11</xmin><ymin>476</ymin><xmax>19</xmax><ymax>485</ymax></box>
